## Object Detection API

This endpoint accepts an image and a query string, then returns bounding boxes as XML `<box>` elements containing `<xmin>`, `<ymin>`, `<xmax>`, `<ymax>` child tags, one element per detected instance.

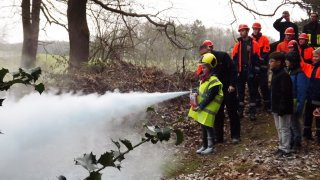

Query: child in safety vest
<box><xmin>188</xmin><ymin>53</ymin><xmax>223</xmax><ymax>155</ymax></box>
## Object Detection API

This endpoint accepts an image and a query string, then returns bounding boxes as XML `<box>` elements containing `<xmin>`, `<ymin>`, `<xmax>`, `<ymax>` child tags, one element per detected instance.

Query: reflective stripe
<box><xmin>250</xmin><ymin>103</ymin><xmax>256</xmax><ymax>106</ymax></box>
<box><xmin>239</xmin><ymin>102</ymin><xmax>244</xmax><ymax>106</ymax></box>
<box><xmin>202</xmin><ymin>109</ymin><xmax>217</xmax><ymax>115</ymax></box>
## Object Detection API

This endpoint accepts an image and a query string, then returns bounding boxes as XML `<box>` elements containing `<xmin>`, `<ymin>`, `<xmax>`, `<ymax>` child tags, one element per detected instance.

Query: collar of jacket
<box><xmin>272</xmin><ymin>67</ymin><xmax>284</xmax><ymax>74</ymax></box>
<box><xmin>252</xmin><ymin>32</ymin><xmax>262</xmax><ymax>39</ymax></box>
<box><xmin>237</xmin><ymin>36</ymin><xmax>253</xmax><ymax>42</ymax></box>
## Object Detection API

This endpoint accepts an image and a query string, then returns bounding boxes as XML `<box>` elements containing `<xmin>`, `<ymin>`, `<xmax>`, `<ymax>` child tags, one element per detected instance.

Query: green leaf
<box><xmin>97</xmin><ymin>151</ymin><xmax>115</xmax><ymax>167</ymax></box>
<box><xmin>173</xmin><ymin>129</ymin><xmax>184</xmax><ymax>145</ymax></box>
<box><xmin>111</xmin><ymin>139</ymin><xmax>121</xmax><ymax>150</ymax></box>
<box><xmin>35</xmin><ymin>83</ymin><xmax>45</xmax><ymax>94</ymax></box>
<box><xmin>156</xmin><ymin>127</ymin><xmax>171</xmax><ymax>142</ymax></box>
<box><xmin>146</xmin><ymin>106</ymin><xmax>155</xmax><ymax>112</ymax></box>
<box><xmin>0</xmin><ymin>68</ymin><xmax>9</xmax><ymax>82</ymax></box>
<box><xmin>0</xmin><ymin>98</ymin><xmax>4</xmax><ymax>106</ymax></box>
<box><xmin>120</xmin><ymin>139</ymin><xmax>133</xmax><ymax>150</ymax></box>
<box><xmin>29</xmin><ymin>67</ymin><xmax>42</xmax><ymax>82</ymax></box>
<box><xmin>85</xmin><ymin>172</ymin><xmax>102</xmax><ymax>180</ymax></box>
<box><xmin>75</xmin><ymin>152</ymin><xmax>98</xmax><ymax>171</ymax></box>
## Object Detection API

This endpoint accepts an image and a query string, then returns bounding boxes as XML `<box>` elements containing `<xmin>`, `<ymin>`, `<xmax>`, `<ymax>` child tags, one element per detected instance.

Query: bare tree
<box><xmin>21</xmin><ymin>0</ymin><xmax>42</xmax><ymax>68</ymax></box>
<box><xmin>67</xmin><ymin>0</ymin><xmax>90</xmax><ymax>68</ymax></box>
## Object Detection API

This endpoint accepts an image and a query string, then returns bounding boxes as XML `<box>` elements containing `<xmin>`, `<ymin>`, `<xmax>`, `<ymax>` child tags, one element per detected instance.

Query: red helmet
<box><xmin>288</xmin><ymin>40</ymin><xmax>298</xmax><ymax>48</ymax></box>
<box><xmin>238</xmin><ymin>24</ymin><xmax>249</xmax><ymax>32</ymax></box>
<box><xmin>202</xmin><ymin>40</ymin><xmax>214</xmax><ymax>47</ymax></box>
<box><xmin>299</xmin><ymin>33</ymin><xmax>309</xmax><ymax>40</ymax></box>
<box><xmin>252</xmin><ymin>22</ymin><xmax>261</xmax><ymax>29</ymax></box>
<box><xmin>284</xmin><ymin>27</ymin><xmax>295</xmax><ymax>35</ymax></box>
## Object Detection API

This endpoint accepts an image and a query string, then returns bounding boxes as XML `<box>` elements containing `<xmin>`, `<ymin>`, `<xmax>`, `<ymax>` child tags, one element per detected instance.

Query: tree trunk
<box><xmin>21</xmin><ymin>0</ymin><xmax>41</xmax><ymax>69</ymax></box>
<box><xmin>67</xmin><ymin>0</ymin><xmax>89</xmax><ymax>69</ymax></box>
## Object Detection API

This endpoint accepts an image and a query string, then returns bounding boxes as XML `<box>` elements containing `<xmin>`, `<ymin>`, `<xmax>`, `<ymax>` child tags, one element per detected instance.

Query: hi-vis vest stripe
<box><xmin>188</xmin><ymin>76</ymin><xmax>223</xmax><ymax>127</ymax></box>
<box><xmin>307</xmin><ymin>34</ymin><xmax>320</xmax><ymax>46</ymax></box>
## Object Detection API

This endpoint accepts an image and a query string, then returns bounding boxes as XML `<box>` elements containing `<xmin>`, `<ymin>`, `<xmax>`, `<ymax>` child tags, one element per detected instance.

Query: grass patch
<box><xmin>162</xmin><ymin>155</ymin><xmax>202</xmax><ymax>178</ymax></box>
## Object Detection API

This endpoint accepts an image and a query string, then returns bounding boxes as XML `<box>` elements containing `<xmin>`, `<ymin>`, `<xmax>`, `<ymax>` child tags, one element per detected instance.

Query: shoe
<box><xmin>200</xmin><ymin>147</ymin><xmax>215</xmax><ymax>155</ymax></box>
<box><xmin>273</xmin><ymin>149</ymin><xmax>283</xmax><ymax>155</ymax></box>
<box><xmin>196</xmin><ymin>146</ymin><xmax>207</xmax><ymax>154</ymax></box>
<box><xmin>232</xmin><ymin>138</ymin><xmax>240</xmax><ymax>144</ymax></box>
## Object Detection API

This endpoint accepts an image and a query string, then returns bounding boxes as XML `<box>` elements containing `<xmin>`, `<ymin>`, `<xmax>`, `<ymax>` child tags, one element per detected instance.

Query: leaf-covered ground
<box><xmin>51</xmin><ymin>61</ymin><xmax>320</xmax><ymax>179</ymax></box>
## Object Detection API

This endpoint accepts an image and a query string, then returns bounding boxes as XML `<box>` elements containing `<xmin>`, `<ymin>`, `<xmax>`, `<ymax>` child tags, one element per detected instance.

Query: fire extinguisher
<box><xmin>189</xmin><ymin>89</ymin><xmax>198</xmax><ymax>110</ymax></box>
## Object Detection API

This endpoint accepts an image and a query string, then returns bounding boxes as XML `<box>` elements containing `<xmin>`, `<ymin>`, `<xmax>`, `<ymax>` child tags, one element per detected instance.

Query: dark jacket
<box><xmin>303</xmin><ymin>21</ymin><xmax>320</xmax><ymax>48</ymax></box>
<box><xmin>231</xmin><ymin>37</ymin><xmax>261</xmax><ymax>75</ymax></box>
<box><xmin>273</xmin><ymin>17</ymin><xmax>298</xmax><ymax>41</ymax></box>
<box><xmin>211</xmin><ymin>50</ymin><xmax>237</xmax><ymax>91</ymax></box>
<box><xmin>271</xmin><ymin>67</ymin><xmax>293</xmax><ymax>115</ymax></box>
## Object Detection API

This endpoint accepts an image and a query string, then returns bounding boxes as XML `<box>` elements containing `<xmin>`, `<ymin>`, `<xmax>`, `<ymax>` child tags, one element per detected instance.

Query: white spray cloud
<box><xmin>0</xmin><ymin>91</ymin><xmax>188</xmax><ymax>180</ymax></box>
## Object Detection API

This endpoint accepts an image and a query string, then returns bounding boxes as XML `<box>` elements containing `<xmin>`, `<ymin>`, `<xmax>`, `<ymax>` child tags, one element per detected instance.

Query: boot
<box><xmin>201</xmin><ymin>138</ymin><xmax>215</xmax><ymax>155</ymax></box>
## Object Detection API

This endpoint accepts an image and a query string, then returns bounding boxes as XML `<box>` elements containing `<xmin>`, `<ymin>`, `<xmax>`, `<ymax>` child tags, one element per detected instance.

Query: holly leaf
<box><xmin>0</xmin><ymin>68</ymin><xmax>9</xmax><ymax>82</ymax></box>
<box><xmin>97</xmin><ymin>151</ymin><xmax>115</xmax><ymax>167</ymax></box>
<box><xmin>111</xmin><ymin>139</ymin><xmax>121</xmax><ymax>150</ymax></box>
<box><xmin>156</xmin><ymin>127</ymin><xmax>171</xmax><ymax>142</ymax></box>
<box><xmin>35</xmin><ymin>83</ymin><xmax>45</xmax><ymax>94</ymax></box>
<box><xmin>0</xmin><ymin>98</ymin><xmax>4</xmax><ymax>106</ymax></box>
<box><xmin>85</xmin><ymin>172</ymin><xmax>102</xmax><ymax>180</ymax></box>
<box><xmin>173</xmin><ymin>129</ymin><xmax>184</xmax><ymax>145</ymax></box>
<box><xmin>75</xmin><ymin>152</ymin><xmax>98</xmax><ymax>171</ymax></box>
<box><xmin>29</xmin><ymin>67</ymin><xmax>41</xmax><ymax>82</ymax></box>
<box><xmin>146</xmin><ymin>106</ymin><xmax>155</xmax><ymax>112</ymax></box>
<box><xmin>120</xmin><ymin>139</ymin><xmax>133</xmax><ymax>150</ymax></box>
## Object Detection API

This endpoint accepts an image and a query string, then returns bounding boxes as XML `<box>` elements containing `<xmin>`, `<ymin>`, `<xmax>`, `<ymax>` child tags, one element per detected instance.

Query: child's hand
<box><xmin>192</xmin><ymin>106</ymin><xmax>199</xmax><ymax>111</ymax></box>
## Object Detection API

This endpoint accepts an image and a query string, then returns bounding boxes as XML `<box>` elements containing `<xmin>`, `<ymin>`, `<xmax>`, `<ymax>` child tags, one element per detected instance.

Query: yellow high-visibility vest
<box><xmin>188</xmin><ymin>75</ymin><xmax>223</xmax><ymax>127</ymax></box>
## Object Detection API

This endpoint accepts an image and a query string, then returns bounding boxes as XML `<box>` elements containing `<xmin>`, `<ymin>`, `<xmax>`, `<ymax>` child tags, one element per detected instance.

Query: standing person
<box><xmin>269</xmin><ymin>52</ymin><xmax>293</xmax><ymax>156</ymax></box>
<box><xmin>277</xmin><ymin>27</ymin><xmax>296</xmax><ymax>53</ymax></box>
<box><xmin>285</xmin><ymin>50</ymin><xmax>308</xmax><ymax>150</ymax></box>
<box><xmin>251</xmin><ymin>22</ymin><xmax>271</xmax><ymax>110</ymax></box>
<box><xmin>199</xmin><ymin>41</ymin><xmax>240</xmax><ymax>144</ymax></box>
<box><xmin>301</xmin><ymin>48</ymin><xmax>320</xmax><ymax>143</ymax></box>
<box><xmin>303</xmin><ymin>12</ymin><xmax>320</xmax><ymax>49</ymax></box>
<box><xmin>232</xmin><ymin>24</ymin><xmax>261</xmax><ymax>120</ymax></box>
<box><xmin>273</xmin><ymin>11</ymin><xmax>299</xmax><ymax>42</ymax></box>
<box><xmin>189</xmin><ymin>53</ymin><xmax>224</xmax><ymax>155</ymax></box>
<box><xmin>299</xmin><ymin>33</ymin><xmax>314</xmax><ymax>64</ymax></box>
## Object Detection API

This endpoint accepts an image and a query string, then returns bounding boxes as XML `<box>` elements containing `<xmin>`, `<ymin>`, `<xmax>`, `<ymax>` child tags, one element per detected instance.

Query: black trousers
<box><xmin>255</xmin><ymin>68</ymin><xmax>270</xmax><ymax>108</ymax></box>
<box><xmin>303</xmin><ymin>100</ymin><xmax>320</xmax><ymax>139</ymax></box>
<box><xmin>215</xmin><ymin>90</ymin><xmax>240</xmax><ymax>143</ymax></box>
<box><xmin>237</xmin><ymin>70</ymin><xmax>258</xmax><ymax>115</ymax></box>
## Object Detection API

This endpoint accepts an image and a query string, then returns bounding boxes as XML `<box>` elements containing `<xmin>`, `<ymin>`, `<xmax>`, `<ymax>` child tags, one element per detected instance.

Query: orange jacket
<box><xmin>252</xmin><ymin>34</ymin><xmax>270</xmax><ymax>54</ymax></box>
<box><xmin>301</xmin><ymin>46</ymin><xmax>314</xmax><ymax>64</ymax></box>
<box><xmin>276</xmin><ymin>40</ymin><xmax>289</xmax><ymax>53</ymax></box>
<box><xmin>232</xmin><ymin>37</ymin><xmax>261</xmax><ymax>73</ymax></box>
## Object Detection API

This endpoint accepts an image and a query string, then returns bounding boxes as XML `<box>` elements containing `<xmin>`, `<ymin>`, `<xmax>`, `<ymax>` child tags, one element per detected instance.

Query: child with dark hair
<box><xmin>269</xmin><ymin>52</ymin><xmax>293</xmax><ymax>156</ymax></box>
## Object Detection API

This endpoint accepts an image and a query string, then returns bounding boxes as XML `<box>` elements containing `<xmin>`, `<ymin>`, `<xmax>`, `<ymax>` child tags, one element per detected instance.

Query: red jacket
<box><xmin>276</xmin><ymin>40</ymin><xmax>289</xmax><ymax>53</ymax></box>
<box><xmin>301</xmin><ymin>45</ymin><xmax>314</xmax><ymax>64</ymax></box>
<box><xmin>300</xmin><ymin>60</ymin><xmax>320</xmax><ymax>103</ymax></box>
